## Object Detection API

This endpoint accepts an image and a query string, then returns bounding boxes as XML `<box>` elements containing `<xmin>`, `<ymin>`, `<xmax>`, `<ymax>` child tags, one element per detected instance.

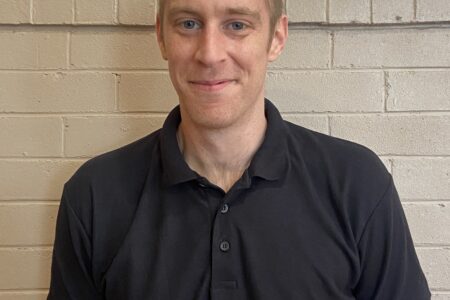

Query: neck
<box><xmin>177</xmin><ymin>102</ymin><xmax>266</xmax><ymax>192</ymax></box>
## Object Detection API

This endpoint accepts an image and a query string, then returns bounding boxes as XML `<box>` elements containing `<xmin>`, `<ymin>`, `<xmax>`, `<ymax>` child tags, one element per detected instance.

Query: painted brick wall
<box><xmin>0</xmin><ymin>0</ymin><xmax>449</xmax><ymax>298</ymax></box>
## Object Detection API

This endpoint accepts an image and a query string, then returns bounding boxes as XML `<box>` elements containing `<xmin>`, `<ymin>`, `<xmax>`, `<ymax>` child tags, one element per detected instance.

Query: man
<box><xmin>48</xmin><ymin>0</ymin><xmax>431</xmax><ymax>299</ymax></box>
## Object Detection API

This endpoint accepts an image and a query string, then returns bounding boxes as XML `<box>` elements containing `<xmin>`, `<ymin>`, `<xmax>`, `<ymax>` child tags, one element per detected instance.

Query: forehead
<box><xmin>162</xmin><ymin>0</ymin><xmax>270</xmax><ymax>18</ymax></box>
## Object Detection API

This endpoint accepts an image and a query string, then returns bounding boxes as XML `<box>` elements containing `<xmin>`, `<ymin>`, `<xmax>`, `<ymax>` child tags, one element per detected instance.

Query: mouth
<box><xmin>189</xmin><ymin>79</ymin><xmax>235</xmax><ymax>92</ymax></box>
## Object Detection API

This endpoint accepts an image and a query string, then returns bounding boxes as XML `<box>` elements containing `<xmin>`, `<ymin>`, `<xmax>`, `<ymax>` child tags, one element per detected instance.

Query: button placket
<box><xmin>211</xmin><ymin>190</ymin><xmax>239</xmax><ymax>295</ymax></box>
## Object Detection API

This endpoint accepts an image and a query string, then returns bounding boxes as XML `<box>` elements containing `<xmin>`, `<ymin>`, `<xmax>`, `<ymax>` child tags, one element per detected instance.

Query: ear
<box><xmin>156</xmin><ymin>14</ymin><xmax>168</xmax><ymax>61</ymax></box>
<box><xmin>268</xmin><ymin>15</ymin><xmax>288</xmax><ymax>62</ymax></box>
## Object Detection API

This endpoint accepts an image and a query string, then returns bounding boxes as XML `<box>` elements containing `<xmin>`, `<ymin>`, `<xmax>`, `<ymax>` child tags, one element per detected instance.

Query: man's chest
<box><xmin>98</xmin><ymin>183</ymin><xmax>359</xmax><ymax>300</ymax></box>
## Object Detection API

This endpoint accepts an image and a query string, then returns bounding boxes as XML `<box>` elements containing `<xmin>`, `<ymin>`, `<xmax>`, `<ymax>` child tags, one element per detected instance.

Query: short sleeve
<box><xmin>353</xmin><ymin>177</ymin><xmax>431</xmax><ymax>300</ymax></box>
<box><xmin>47</xmin><ymin>187</ymin><xmax>103</xmax><ymax>300</ymax></box>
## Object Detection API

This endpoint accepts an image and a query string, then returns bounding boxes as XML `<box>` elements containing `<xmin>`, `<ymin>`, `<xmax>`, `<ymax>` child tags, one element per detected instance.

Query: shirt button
<box><xmin>220</xmin><ymin>240</ymin><xmax>230</xmax><ymax>252</ymax></box>
<box><xmin>220</xmin><ymin>204</ymin><xmax>229</xmax><ymax>214</ymax></box>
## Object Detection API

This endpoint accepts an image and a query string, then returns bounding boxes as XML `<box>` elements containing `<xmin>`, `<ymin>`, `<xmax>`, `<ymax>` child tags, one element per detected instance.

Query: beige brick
<box><xmin>403</xmin><ymin>203</ymin><xmax>450</xmax><ymax>245</ymax></box>
<box><xmin>270</xmin><ymin>30</ymin><xmax>330</xmax><ymax>69</ymax></box>
<box><xmin>118</xmin><ymin>72</ymin><xmax>178</xmax><ymax>112</ymax></box>
<box><xmin>0</xmin><ymin>117</ymin><xmax>62</xmax><ymax>157</ymax></box>
<box><xmin>417</xmin><ymin>0</ymin><xmax>450</xmax><ymax>22</ymax></box>
<box><xmin>265</xmin><ymin>71</ymin><xmax>383</xmax><ymax>112</ymax></box>
<box><xmin>393</xmin><ymin>159</ymin><xmax>450</xmax><ymax>200</ymax></box>
<box><xmin>372</xmin><ymin>0</ymin><xmax>414</xmax><ymax>23</ymax></box>
<box><xmin>0</xmin><ymin>0</ymin><xmax>30</xmax><ymax>24</ymax></box>
<box><xmin>0</xmin><ymin>72</ymin><xmax>116</xmax><ymax>112</ymax></box>
<box><xmin>75</xmin><ymin>0</ymin><xmax>115</xmax><ymax>23</ymax></box>
<box><xmin>0</xmin><ymin>292</ymin><xmax>48</xmax><ymax>300</ymax></box>
<box><xmin>64</xmin><ymin>116</ymin><xmax>166</xmax><ymax>157</ymax></box>
<box><xmin>71</xmin><ymin>31</ymin><xmax>167</xmax><ymax>69</ymax></box>
<box><xmin>282</xmin><ymin>115</ymin><xmax>328</xmax><ymax>134</ymax></box>
<box><xmin>329</xmin><ymin>0</ymin><xmax>371</xmax><ymax>23</ymax></box>
<box><xmin>287</xmin><ymin>0</ymin><xmax>326</xmax><ymax>23</ymax></box>
<box><xmin>0</xmin><ymin>31</ymin><xmax>67</xmax><ymax>69</ymax></box>
<box><xmin>416</xmin><ymin>248</ymin><xmax>450</xmax><ymax>290</ymax></box>
<box><xmin>0</xmin><ymin>248</ymin><xmax>52</xmax><ymax>289</ymax></box>
<box><xmin>330</xmin><ymin>115</ymin><xmax>450</xmax><ymax>155</ymax></box>
<box><xmin>334</xmin><ymin>29</ymin><xmax>450</xmax><ymax>68</ymax></box>
<box><xmin>0</xmin><ymin>160</ymin><xmax>83</xmax><ymax>200</ymax></box>
<box><xmin>0</xmin><ymin>204</ymin><xmax>58</xmax><ymax>245</ymax></box>
<box><xmin>387</xmin><ymin>71</ymin><xmax>450</xmax><ymax>111</ymax></box>
<box><xmin>118</xmin><ymin>0</ymin><xmax>156</xmax><ymax>25</ymax></box>
<box><xmin>33</xmin><ymin>0</ymin><xmax>73</xmax><ymax>24</ymax></box>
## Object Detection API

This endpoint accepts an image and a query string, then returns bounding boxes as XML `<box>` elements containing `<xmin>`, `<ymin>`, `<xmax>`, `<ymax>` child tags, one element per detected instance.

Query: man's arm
<box><xmin>354</xmin><ymin>177</ymin><xmax>431</xmax><ymax>299</ymax></box>
<box><xmin>48</xmin><ymin>188</ymin><xmax>103</xmax><ymax>299</ymax></box>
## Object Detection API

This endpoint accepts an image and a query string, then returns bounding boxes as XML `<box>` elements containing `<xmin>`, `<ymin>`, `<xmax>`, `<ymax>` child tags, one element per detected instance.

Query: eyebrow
<box><xmin>167</xmin><ymin>6</ymin><xmax>262</xmax><ymax>22</ymax></box>
<box><xmin>226</xmin><ymin>7</ymin><xmax>261</xmax><ymax>21</ymax></box>
<box><xmin>167</xmin><ymin>7</ymin><xmax>201</xmax><ymax>20</ymax></box>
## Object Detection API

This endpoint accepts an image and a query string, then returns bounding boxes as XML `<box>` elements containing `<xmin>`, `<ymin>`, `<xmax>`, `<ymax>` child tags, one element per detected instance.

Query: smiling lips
<box><xmin>189</xmin><ymin>79</ymin><xmax>235</xmax><ymax>92</ymax></box>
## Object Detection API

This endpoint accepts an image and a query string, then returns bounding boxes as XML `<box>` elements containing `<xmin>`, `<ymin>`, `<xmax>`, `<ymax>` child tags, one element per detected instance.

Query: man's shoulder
<box><xmin>285</xmin><ymin>120</ymin><xmax>391</xmax><ymax>194</ymax></box>
<box><xmin>65</xmin><ymin>129</ymin><xmax>162</xmax><ymax>194</ymax></box>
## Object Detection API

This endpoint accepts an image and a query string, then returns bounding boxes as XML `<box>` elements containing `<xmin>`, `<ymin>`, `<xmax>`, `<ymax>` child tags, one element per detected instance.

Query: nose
<box><xmin>194</xmin><ymin>26</ymin><xmax>227</xmax><ymax>66</ymax></box>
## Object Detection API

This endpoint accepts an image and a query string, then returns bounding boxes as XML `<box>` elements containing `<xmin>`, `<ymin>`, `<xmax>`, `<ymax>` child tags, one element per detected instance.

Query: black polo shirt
<box><xmin>48</xmin><ymin>99</ymin><xmax>430</xmax><ymax>300</ymax></box>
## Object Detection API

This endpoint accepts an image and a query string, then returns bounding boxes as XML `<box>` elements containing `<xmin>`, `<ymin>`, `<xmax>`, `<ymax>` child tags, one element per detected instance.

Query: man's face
<box><xmin>157</xmin><ymin>0</ymin><xmax>287</xmax><ymax>129</ymax></box>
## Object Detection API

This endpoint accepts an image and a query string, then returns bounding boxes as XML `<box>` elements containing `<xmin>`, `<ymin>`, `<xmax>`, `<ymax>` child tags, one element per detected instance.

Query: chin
<box><xmin>189</xmin><ymin>107</ymin><xmax>240</xmax><ymax>130</ymax></box>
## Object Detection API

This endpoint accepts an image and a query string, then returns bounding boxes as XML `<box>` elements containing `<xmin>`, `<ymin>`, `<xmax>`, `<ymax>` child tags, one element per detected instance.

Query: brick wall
<box><xmin>0</xmin><ymin>0</ymin><xmax>449</xmax><ymax>298</ymax></box>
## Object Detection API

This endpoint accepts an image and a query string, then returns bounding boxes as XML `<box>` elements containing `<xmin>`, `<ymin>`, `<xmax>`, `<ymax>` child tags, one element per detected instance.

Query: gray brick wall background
<box><xmin>0</xmin><ymin>0</ymin><xmax>449</xmax><ymax>298</ymax></box>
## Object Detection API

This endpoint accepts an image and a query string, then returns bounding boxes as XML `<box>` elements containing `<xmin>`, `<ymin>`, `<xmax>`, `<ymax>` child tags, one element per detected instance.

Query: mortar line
<box><xmin>325</xmin><ymin>0</ymin><xmax>330</xmax><ymax>23</ymax></box>
<box><xmin>0</xmin><ymin>69</ymin><xmax>170</xmax><ymax>73</ymax></box>
<box><xmin>0</xmin><ymin>245</ymin><xmax>53</xmax><ymax>250</ymax></box>
<box><xmin>114</xmin><ymin>73</ymin><xmax>120</xmax><ymax>112</ymax></box>
<box><xmin>114</xmin><ymin>0</ymin><xmax>119</xmax><ymax>24</ymax></box>
<box><xmin>415</xmin><ymin>244</ymin><xmax>450</xmax><ymax>248</ymax></box>
<box><xmin>401</xmin><ymin>199</ymin><xmax>450</xmax><ymax>204</ymax></box>
<box><xmin>383</xmin><ymin>71</ymin><xmax>389</xmax><ymax>112</ymax></box>
<box><xmin>61</xmin><ymin>116</ymin><xmax>66</xmax><ymax>158</ymax></box>
<box><xmin>0</xmin><ymin>289</ymin><xmax>49</xmax><ymax>293</ymax></box>
<box><xmin>0</xmin><ymin>157</ymin><xmax>88</xmax><ymax>162</ymax></box>
<box><xmin>270</xmin><ymin>66</ymin><xmax>450</xmax><ymax>72</ymax></box>
<box><xmin>73</xmin><ymin>0</ymin><xmax>77</xmax><ymax>23</ymax></box>
<box><xmin>29</xmin><ymin>0</ymin><xmax>34</xmax><ymax>24</ymax></box>
<box><xmin>379</xmin><ymin>155</ymin><xmax>450</xmax><ymax>158</ymax></box>
<box><xmin>71</xmin><ymin>0</ymin><xmax>75</xmax><ymax>24</ymax></box>
<box><xmin>369</xmin><ymin>0</ymin><xmax>374</xmax><ymax>24</ymax></box>
<box><xmin>0</xmin><ymin>200</ymin><xmax>60</xmax><ymax>204</ymax></box>
<box><xmin>326</xmin><ymin>115</ymin><xmax>331</xmax><ymax>135</ymax></box>
<box><xmin>329</xmin><ymin>31</ymin><xmax>335</xmax><ymax>69</ymax></box>
<box><xmin>413</xmin><ymin>0</ymin><xmax>418</xmax><ymax>21</ymax></box>
<box><xmin>280</xmin><ymin>111</ymin><xmax>450</xmax><ymax>116</ymax></box>
<box><xmin>0</xmin><ymin>112</ymin><xmax>171</xmax><ymax>117</ymax></box>
<box><xmin>66</xmin><ymin>32</ymin><xmax>71</xmax><ymax>69</ymax></box>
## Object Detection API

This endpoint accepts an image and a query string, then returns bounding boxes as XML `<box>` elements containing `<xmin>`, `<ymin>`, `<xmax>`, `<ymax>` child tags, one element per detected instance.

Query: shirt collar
<box><xmin>247</xmin><ymin>99</ymin><xmax>289</xmax><ymax>181</ymax></box>
<box><xmin>160</xmin><ymin>107</ymin><xmax>198</xmax><ymax>187</ymax></box>
<box><xmin>160</xmin><ymin>99</ymin><xmax>289</xmax><ymax>187</ymax></box>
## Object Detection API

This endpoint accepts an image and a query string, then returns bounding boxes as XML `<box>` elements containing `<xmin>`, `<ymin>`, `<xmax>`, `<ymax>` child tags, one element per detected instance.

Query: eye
<box><xmin>181</xmin><ymin>20</ymin><xmax>199</xmax><ymax>30</ymax></box>
<box><xmin>228</xmin><ymin>22</ymin><xmax>246</xmax><ymax>30</ymax></box>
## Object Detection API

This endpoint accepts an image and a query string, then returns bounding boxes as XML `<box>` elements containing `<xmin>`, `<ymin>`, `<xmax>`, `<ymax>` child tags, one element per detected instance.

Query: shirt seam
<box><xmin>62</xmin><ymin>185</ymin><xmax>104</xmax><ymax>297</ymax></box>
<box><xmin>63</xmin><ymin>184</ymin><xmax>92</xmax><ymax>239</ymax></box>
<box><xmin>356</xmin><ymin>175</ymin><xmax>394</xmax><ymax>246</ymax></box>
